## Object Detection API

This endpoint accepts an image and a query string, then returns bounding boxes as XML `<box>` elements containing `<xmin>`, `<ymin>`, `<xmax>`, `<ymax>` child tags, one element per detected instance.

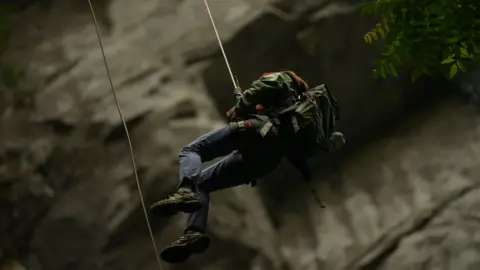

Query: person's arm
<box><xmin>225</xmin><ymin>87</ymin><xmax>243</xmax><ymax>121</ymax></box>
<box><xmin>234</xmin><ymin>72</ymin><xmax>293</xmax><ymax>116</ymax></box>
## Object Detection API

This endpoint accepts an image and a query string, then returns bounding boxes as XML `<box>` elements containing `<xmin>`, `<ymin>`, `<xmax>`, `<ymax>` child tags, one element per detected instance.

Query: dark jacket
<box><xmin>231</xmin><ymin>72</ymin><xmax>320</xmax><ymax>183</ymax></box>
<box><xmin>233</xmin><ymin>72</ymin><xmax>299</xmax><ymax>118</ymax></box>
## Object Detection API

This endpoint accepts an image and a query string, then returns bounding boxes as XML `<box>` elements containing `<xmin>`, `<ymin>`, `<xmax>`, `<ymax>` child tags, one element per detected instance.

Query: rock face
<box><xmin>1</xmin><ymin>1</ymin><xmax>479</xmax><ymax>270</ymax></box>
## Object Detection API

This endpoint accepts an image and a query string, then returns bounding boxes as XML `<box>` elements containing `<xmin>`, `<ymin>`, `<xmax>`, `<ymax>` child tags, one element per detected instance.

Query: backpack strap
<box><xmin>278</xmin><ymin>103</ymin><xmax>298</xmax><ymax>115</ymax></box>
<box><xmin>251</xmin><ymin>114</ymin><xmax>277</xmax><ymax>137</ymax></box>
<box><xmin>291</xmin><ymin>116</ymin><xmax>300</xmax><ymax>133</ymax></box>
<box><xmin>259</xmin><ymin>122</ymin><xmax>274</xmax><ymax>137</ymax></box>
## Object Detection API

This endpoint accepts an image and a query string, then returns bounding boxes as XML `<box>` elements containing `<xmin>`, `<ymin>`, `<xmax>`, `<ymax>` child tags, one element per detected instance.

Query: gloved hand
<box><xmin>228</xmin><ymin>87</ymin><xmax>243</xmax><ymax>121</ymax></box>
<box><xmin>226</xmin><ymin>106</ymin><xmax>237</xmax><ymax>121</ymax></box>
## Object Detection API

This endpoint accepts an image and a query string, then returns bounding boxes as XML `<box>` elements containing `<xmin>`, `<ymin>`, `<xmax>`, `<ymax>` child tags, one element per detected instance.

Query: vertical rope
<box><xmin>203</xmin><ymin>0</ymin><xmax>238</xmax><ymax>89</ymax></box>
<box><xmin>86</xmin><ymin>1</ymin><xmax>163</xmax><ymax>269</ymax></box>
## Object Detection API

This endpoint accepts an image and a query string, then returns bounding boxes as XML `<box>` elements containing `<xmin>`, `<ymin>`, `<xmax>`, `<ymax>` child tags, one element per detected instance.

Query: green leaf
<box><xmin>441</xmin><ymin>55</ymin><xmax>455</xmax><ymax>64</ymax></box>
<box><xmin>378</xmin><ymin>27</ymin><xmax>385</xmax><ymax>37</ymax></box>
<box><xmin>366</xmin><ymin>33</ymin><xmax>373</xmax><ymax>44</ymax></box>
<box><xmin>473</xmin><ymin>42</ymin><xmax>480</xmax><ymax>54</ymax></box>
<box><xmin>447</xmin><ymin>37</ymin><xmax>460</xmax><ymax>44</ymax></box>
<box><xmin>460</xmin><ymin>47</ymin><xmax>470</xmax><ymax>57</ymax></box>
<box><xmin>382</xmin><ymin>16</ymin><xmax>388</xmax><ymax>26</ymax></box>
<box><xmin>457</xmin><ymin>60</ymin><xmax>466</xmax><ymax>72</ymax></box>
<box><xmin>449</xmin><ymin>63</ymin><xmax>458</xmax><ymax>79</ymax></box>
<box><xmin>389</xmin><ymin>63</ymin><xmax>398</xmax><ymax>77</ymax></box>
<box><xmin>364</xmin><ymin>33</ymin><xmax>373</xmax><ymax>44</ymax></box>
<box><xmin>411</xmin><ymin>67</ymin><xmax>423</xmax><ymax>82</ymax></box>
<box><xmin>393</xmin><ymin>54</ymin><xmax>403</xmax><ymax>65</ymax></box>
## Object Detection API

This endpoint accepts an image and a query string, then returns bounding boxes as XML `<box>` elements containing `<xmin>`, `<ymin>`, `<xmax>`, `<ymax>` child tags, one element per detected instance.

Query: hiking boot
<box><xmin>160</xmin><ymin>231</ymin><xmax>210</xmax><ymax>263</ymax></box>
<box><xmin>150</xmin><ymin>188</ymin><xmax>201</xmax><ymax>217</ymax></box>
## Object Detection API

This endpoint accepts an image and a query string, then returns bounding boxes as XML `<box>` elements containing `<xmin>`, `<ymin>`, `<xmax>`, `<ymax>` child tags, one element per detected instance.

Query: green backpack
<box><xmin>278</xmin><ymin>84</ymin><xmax>343</xmax><ymax>156</ymax></box>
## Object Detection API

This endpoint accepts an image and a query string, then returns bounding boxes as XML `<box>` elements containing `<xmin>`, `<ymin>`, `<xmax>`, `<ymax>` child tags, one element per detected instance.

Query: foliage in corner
<box><xmin>360</xmin><ymin>0</ymin><xmax>480</xmax><ymax>82</ymax></box>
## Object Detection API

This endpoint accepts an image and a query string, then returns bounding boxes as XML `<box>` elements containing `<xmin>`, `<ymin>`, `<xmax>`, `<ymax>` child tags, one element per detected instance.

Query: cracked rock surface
<box><xmin>1</xmin><ymin>1</ymin><xmax>480</xmax><ymax>270</ymax></box>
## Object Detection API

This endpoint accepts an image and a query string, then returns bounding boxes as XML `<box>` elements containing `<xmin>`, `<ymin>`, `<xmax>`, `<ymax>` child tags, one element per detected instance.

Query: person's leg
<box><xmin>150</xmin><ymin>125</ymin><xmax>237</xmax><ymax>217</ymax></box>
<box><xmin>160</xmin><ymin>151</ymin><xmax>253</xmax><ymax>263</ymax></box>
<box><xmin>156</xmin><ymin>118</ymin><xmax>284</xmax><ymax>264</ymax></box>
<box><xmin>184</xmin><ymin>123</ymin><xmax>285</xmax><ymax>234</ymax></box>
<box><xmin>177</xmin><ymin>124</ymin><xmax>237</xmax><ymax>189</ymax></box>
<box><xmin>185</xmin><ymin>150</ymin><xmax>253</xmax><ymax>232</ymax></box>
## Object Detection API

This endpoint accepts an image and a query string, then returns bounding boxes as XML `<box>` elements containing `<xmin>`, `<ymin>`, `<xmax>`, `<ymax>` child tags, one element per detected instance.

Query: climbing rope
<box><xmin>86</xmin><ymin>0</ymin><xmax>237</xmax><ymax>268</ymax></box>
<box><xmin>203</xmin><ymin>0</ymin><xmax>238</xmax><ymax>89</ymax></box>
<box><xmin>86</xmin><ymin>1</ymin><xmax>163</xmax><ymax>269</ymax></box>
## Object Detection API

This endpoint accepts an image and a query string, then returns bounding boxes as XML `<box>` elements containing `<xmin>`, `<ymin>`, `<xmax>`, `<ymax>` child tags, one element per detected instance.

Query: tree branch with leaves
<box><xmin>360</xmin><ymin>0</ymin><xmax>480</xmax><ymax>82</ymax></box>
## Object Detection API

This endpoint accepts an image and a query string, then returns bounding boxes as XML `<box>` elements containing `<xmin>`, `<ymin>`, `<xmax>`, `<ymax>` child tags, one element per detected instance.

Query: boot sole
<box><xmin>160</xmin><ymin>235</ymin><xmax>210</xmax><ymax>264</ymax></box>
<box><xmin>150</xmin><ymin>200</ymin><xmax>202</xmax><ymax>217</ymax></box>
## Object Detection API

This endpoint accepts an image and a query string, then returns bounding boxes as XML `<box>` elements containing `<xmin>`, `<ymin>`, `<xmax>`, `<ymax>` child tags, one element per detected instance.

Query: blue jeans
<box><xmin>177</xmin><ymin>122</ymin><xmax>283</xmax><ymax>233</ymax></box>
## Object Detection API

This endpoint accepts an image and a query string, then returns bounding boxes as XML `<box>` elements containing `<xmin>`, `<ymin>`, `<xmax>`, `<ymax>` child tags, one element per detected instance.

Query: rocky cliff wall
<box><xmin>1</xmin><ymin>1</ymin><xmax>478</xmax><ymax>270</ymax></box>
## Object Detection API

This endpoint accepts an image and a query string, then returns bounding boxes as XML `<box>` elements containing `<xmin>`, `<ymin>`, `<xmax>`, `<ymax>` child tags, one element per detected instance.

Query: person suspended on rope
<box><xmin>149</xmin><ymin>71</ymin><xmax>346</xmax><ymax>264</ymax></box>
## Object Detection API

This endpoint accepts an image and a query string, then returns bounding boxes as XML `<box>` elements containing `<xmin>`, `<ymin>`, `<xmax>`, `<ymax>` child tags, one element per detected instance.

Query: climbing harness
<box><xmin>86</xmin><ymin>1</ymin><xmax>163</xmax><ymax>269</ymax></box>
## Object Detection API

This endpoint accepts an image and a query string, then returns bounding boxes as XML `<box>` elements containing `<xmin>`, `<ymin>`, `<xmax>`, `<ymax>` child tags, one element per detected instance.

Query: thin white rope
<box><xmin>86</xmin><ymin>1</ymin><xmax>163</xmax><ymax>269</ymax></box>
<box><xmin>203</xmin><ymin>0</ymin><xmax>238</xmax><ymax>89</ymax></box>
